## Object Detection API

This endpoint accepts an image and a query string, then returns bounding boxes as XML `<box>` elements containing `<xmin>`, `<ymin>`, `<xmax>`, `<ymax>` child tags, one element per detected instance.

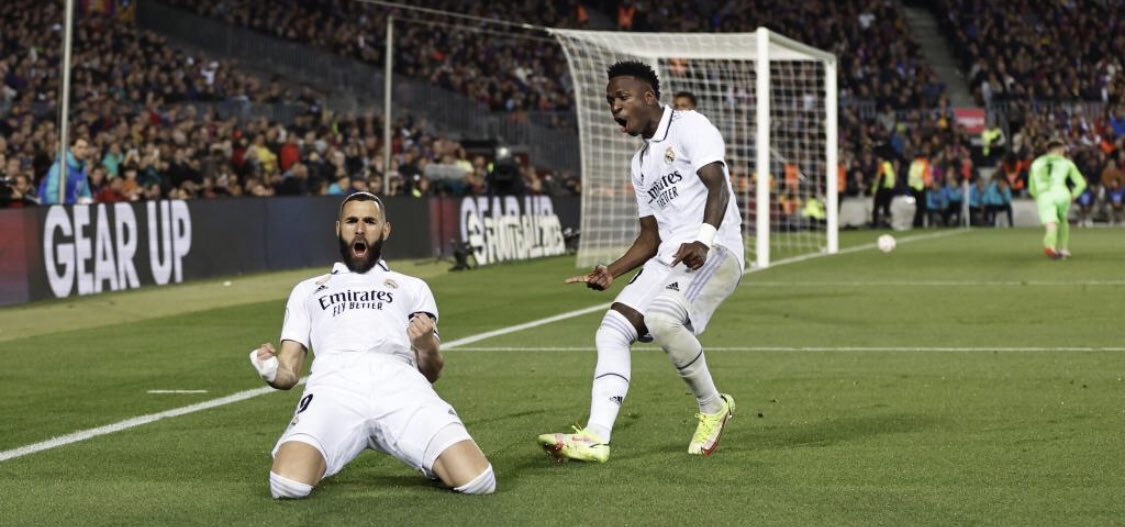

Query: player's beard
<box><xmin>338</xmin><ymin>233</ymin><xmax>384</xmax><ymax>273</ymax></box>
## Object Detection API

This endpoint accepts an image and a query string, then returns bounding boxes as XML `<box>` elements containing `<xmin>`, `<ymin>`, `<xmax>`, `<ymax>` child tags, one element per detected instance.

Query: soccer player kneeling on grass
<box><xmin>538</xmin><ymin>61</ymin><xmax>743</xmax><ymax>462</ymax></box>
<box><xmin>249</xmin><ymin>192</ymin><xmax>494</xmax><ymax>498</ymax></box>
<box><xmin>1028</xmin><ymin>139</ymin><xmax>1086</xmax><ymax>260</ymax></box>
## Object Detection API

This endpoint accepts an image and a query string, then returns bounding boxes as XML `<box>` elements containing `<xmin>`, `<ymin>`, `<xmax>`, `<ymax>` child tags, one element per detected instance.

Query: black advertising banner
<box><xmin>454</xmin><ymin>195</ymin><xmax>580</xmax><ymax>266</ymax></box>
<box><xmin>32</xmin><ymin>200</ymin><xmax>196</xmax><ymax>302</ymax></box>
<box><xmin>0</xmin><ymin>195</ymin><xmax>579</xmax><ymax>307</ymax></box>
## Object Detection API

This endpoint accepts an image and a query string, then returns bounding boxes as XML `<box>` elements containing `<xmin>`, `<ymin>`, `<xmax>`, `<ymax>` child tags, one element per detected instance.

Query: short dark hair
<box><xmin>1045</xmin><ymin>138</ymin><xmax>1068</xmax><ymax>151</ymax></box>
<box><xmin>607</xmin><ymin>60</ymin><xmax>660</xmax><ymax>100</ymax></box>
<box><xmin>673</xmin><ymin>91</ymin><xmax>697</xmax><ymax>106</ymax></box>
<box><xmin>339</xmin><ymin>191</ymin><xmax>386</xmax><ymax>219</ymax></box>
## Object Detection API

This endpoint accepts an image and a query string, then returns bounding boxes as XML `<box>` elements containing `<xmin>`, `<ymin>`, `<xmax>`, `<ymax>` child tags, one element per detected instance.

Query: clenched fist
<box><xmin>407</xmin><ymin>314</ymin><xmax>435</xmax><ymax>348</ymax></box>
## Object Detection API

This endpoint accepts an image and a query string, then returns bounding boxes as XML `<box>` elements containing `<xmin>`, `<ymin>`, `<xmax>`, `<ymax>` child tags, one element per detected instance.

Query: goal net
<box><xmin>550</xmin><ymin>28</ymin><xmax>838</xmax><ymax>269</ymax></box>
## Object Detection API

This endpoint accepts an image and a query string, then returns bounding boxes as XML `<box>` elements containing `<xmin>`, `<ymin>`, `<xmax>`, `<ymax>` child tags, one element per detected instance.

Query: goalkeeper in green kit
<box><xmin>1028</xmin><ymin>139</ymin><xmax>1086</xmax><ymax>259</ymax></box>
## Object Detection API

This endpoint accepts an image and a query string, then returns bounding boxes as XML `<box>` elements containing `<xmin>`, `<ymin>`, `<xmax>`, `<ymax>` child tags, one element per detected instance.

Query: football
<box><xmin>877</xmin><ymin>234</ymin><xmax>896</xmax><ymax>253</ymax></box>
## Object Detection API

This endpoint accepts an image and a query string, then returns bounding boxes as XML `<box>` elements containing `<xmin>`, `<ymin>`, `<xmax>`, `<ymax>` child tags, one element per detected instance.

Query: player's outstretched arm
<box><xmin>672</xmin><ymin>161</ymin><xmax>728</xmax><ymax>270</ymax></box>
<box><xmin>565</xmin><ymin>216</ymin><xmax>659</xmax><ymax>291</ymax></box>
<box><xmin>249</xmin><ymin>340</ymin><xmax>307</xmax><ymax>390</ymax></box>
<box><xmin>409</xmin><ymin>313</ymin><xmax>443</xmax><ymax>383</ymax></box>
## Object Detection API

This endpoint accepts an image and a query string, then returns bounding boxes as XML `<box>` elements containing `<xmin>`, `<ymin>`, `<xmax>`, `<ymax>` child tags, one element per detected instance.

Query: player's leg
<box><xmin>372</xmin><ymin>362</ymin><xmax>495</xmax><ymax>494</ymax></box>
<box><xmin>1037</xmin><ymin>196</ymin><xmax>1061</xmax><ymax>259</ymax></box>
<box><xmin>645</xmin><ymin>245</ymin><xmax>740</xmax><ymax>455</ymax></box>
<box><xmin>270</xmin><ymin>443</ymin><xmax>326</xmax><ymax>499</ymax></box>
<box><xmin>269</xmin><ymin>384</ymin><xmax>368</xmax><ymax>499</ymax></box>
<box><xmin>585</xmin><ymin>301</ymin><xmax>643</xmax><ymax>442</ymax></box>
<box><xmin>536</xmin><ymin>303</ymin><xmax>633</xmax><ymax>462</ymax></box>
<box><xmin>1057</xmin><ymin>198</ymin><xmax>1071</xmax><ymax>257</ymax></box>
<box><xmin>538</xmin><ymin>260</ymin><xmax>665</xmax><ymax>462</ymax></box>
<box><xmin>430</xmin><ymin>437</ymin><xmax>493</xmax><ymax>494</ymax></box>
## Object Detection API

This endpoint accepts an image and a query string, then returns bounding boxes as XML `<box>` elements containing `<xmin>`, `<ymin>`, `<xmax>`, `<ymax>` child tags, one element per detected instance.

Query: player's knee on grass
<box><xmin>454</xmin><ymin>463</ymin><xmax>496</xmax><ymax>495</ymax></box>
<box><xmin>269</xmin><ymin>471</ymin><xmax>313</xmax><ymax>499</ymax></box>
<box><xmin>272</xmin><ymin>440</ymin><xmax>327</xmax><ymax>478</ymax></box>
<box><xmin>429</xmin><ymin>432</ymin><xmax>492</xmax><ymax>493</ymax></box>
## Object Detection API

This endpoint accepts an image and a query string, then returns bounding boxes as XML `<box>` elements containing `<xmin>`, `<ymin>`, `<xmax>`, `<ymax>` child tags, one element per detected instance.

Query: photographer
<box><xmin>1</xmin><ymin>173</ymin><xmax>39</xmax><ymax>208</ymax></box>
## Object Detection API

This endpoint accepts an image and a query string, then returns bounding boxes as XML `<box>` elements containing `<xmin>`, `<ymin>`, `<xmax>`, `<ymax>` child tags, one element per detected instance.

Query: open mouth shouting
<box><xmin>352</xmin><ymin>239</ymin><xmax>369</xmax><ymax>259</ymax></box>
<box><xmin>614</xmin><ymin>116</ymin><xmax>628</xmax><ymax>134</ymax></box>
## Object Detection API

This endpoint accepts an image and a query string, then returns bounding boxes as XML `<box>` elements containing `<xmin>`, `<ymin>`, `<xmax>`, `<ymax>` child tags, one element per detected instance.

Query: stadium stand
<box><xmin>8</xmin><ymin>0</ymin><xmax>1122</xmax><ymax>223</ymax></box>
<box><xmin>0</xmin><ymin>1</ymin><xmax>579</xmax><ymax>206</ymax></box>
<box><xmin>928</xmin><ymin>0</ymin><xmax>1125</xmax><ymax>223</ymax></box>
<box><xmin>157</xmin><ymin>0</ymin><xmax>965</xmax><ymax>221</ymax></box>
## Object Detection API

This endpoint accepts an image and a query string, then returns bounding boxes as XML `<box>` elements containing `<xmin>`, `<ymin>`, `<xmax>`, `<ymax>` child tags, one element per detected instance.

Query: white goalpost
<box><xmin>550</xmin><ymin>27</ymin><xmax>838</xmax><ymax>269</ymax></box>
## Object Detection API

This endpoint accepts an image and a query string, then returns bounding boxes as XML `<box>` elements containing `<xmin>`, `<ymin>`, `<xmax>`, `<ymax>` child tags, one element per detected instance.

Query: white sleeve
<box><xmin>407</xmin><ymin>280</ymin><xmax>436</xmax><ymax>342</ymax></box>
<box><xmin>683</xmin><ymin>114</ymin><xmax>726</xmax><ymax>174</ymax></box>
<box><xmin>631</xmin><ymin>153</ymin><xmax>653</xmax><ymax>218</ymax></box>
<box><xmin>409</xmin><ymin>279</ymin><xmax>440</xmax><ymax>335</ymax></box>
<box><xmin>279</xmin><ymin>282</ymin><xmax>311</xmax><ymax>349</ymax></box>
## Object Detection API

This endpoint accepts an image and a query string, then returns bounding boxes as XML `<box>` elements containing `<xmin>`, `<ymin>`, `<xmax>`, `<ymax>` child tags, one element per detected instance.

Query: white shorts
<box><xmin>614</xmin><ymin>244</ymin><xmax>742</xmax><ymax>334</ymax></box>
<box><xmin>272</xmin><ymin>353</ymin><xmax>471</xmax><ymax>479</ymax></box>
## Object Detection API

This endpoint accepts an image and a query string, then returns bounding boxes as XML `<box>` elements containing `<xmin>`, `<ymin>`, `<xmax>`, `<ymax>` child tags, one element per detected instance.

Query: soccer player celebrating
<box><xmin>538</xmin><ymin>61</ymin><xmax>743</xmax><ymax>462</ymax></box>
<box><xmin>1028</xmin><ymin>139</ymin><xmax>1086</xmax><ymax>259</ymax></box>
<box><xmin>249</xmin><ymin>192</ymin><xmax>495</xmax><ymax>498</ymax></box>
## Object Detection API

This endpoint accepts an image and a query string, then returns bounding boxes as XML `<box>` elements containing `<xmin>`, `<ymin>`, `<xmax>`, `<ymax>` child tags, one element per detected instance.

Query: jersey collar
<box><xmin>644</xmin><ymin>105</ymin><xmax>674</xmax><ymax>144</ymax></box>
<box><xmin>331</xmin><ymin>260</ymin><xmax>389</xmax><ymax>274</ymax></box>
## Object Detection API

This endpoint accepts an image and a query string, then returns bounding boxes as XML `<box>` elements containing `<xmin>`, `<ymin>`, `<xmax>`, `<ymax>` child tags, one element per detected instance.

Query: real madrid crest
<box><xmin>384</xmin><ymin>279</ymin><xmax>399</xmax><ymax>289</ymax></box>
<box><xmin>664</xmin><ymin>146</ymin><xmax>675</xmax><ymax>165</ymax></box>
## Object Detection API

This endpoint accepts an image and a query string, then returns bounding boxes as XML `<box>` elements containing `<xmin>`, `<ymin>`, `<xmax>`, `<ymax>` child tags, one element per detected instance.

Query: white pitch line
<box><xmin>747</xmin><ymin>280</ymin><xmax>1125</xmax><ymax>287</ymax></box>
<box><xmin>442</xmin><ymin>304</ymin><xmax>611</xmax><ymax>349</ymax></box>
<box><xmin>0</xmin><ymin>385</ymin><xmax>282</xmax><ymax>462</ymax></box>
<box><xmin>444</xmin><ymin>229</ymin><xmax>971</xmax><ymax>350</ymax></box>
<box><xmin>450</xmin><ymin>346</ymin><xmax>1125</xmax><ymax>352</ymax></box>
<box><xmin>0</xmin><ymin>230</ymin><xmax>966</xmax><ymax>463</ymax></box>
<box><xmin>146</xmin><ymin>390</ymin><xmax>209</xmax><ymax>394</ymax></box>
<box><xmin>757</xmin><ymin>228</ymin><xmax>968</xmax><ymax>269</ymax></box>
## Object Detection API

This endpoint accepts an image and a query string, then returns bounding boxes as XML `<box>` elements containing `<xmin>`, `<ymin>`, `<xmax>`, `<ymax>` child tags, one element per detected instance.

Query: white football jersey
<box><xmin>630</xmin><ymin>106</ymin><xmax>745</xmax><ymax>271</ymax></box>
<box><xmin>280</xmin><ymin>261</ymin><xmax>438</xmax><ymax>367</ymax></box>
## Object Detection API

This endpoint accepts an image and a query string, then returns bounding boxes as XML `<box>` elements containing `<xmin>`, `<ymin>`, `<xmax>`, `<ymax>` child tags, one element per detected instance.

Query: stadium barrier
<box><xmin>0</xmin><ymin>195</ymin><xmax>580</xmax><ymax>306</ymax></box>
<box><xmin>839</xmin><ymin>197</ymin><xmax>1043</xmax><ymax>228</ymax></box>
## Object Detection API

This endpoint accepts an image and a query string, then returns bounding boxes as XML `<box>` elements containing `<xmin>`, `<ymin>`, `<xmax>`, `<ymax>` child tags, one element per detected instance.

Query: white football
<box><xmin>877</xmin><ymin>234</ymin><xmax>896</xmax><ymax>253</ymax></box>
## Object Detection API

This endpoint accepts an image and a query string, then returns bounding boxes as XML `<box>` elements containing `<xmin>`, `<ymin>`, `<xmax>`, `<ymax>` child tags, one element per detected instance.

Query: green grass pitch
<box><xmin>0</xmin><ymin>228</ymin><xmax>1122</xmax><ymax>525</ymax></box>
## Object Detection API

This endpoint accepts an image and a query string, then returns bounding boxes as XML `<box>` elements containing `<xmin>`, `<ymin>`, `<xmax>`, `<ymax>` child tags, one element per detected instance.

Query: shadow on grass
<box><xmin>748</xmin><ymin>413</ymin><xmax>941</xmax><ymax>449</ymax></box>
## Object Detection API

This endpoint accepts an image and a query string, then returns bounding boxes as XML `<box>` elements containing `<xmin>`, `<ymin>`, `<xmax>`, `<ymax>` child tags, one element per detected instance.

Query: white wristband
<box><xmin>696</xmin><ymin>223</ymin><xmax>717</xmax><ymax>248</ymax></box>
<box><xmin>249</xmin><ymin>349</ymin><xmax>278</xmax><ymax>383</ymax></box>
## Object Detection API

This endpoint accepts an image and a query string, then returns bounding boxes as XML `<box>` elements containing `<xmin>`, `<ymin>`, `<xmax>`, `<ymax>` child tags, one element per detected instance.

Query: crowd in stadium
<box><xmin>4</xmin><ymin>0</ymin><xmax>1125</xmax><ymax>224</ymax></box>
<box><xmin>162</xmin><ymin>0</ymin><xmax>582</xmax><ymax>118</ymax></box>
<box><xmin>0</xmin><ymin>1</ymin><xmax>578</xmax><ymax>208</ymax></box>
<box><xmin>936</xmin><ymin>0</ymin><xmax>1123</xmax><ymax>104</ymax></box>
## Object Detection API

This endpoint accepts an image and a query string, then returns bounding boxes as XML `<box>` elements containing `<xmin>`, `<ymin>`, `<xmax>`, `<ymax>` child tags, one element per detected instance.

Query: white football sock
<box><xmin>454</xmin><ymin>464</ymin><xmax>496</xmax><ymax>495</ymax></box>
<box><xmin>646</xmin><ymin>296</ymin><xmax>723</xmax><ymax>414</ymax></box>
<box><xmin>269</xmin><ymin>471</ymin><xmax>313</xmax><ymax>499</ymax></box>
<box><xmin>585</xmin><ymin>310</ymin><xmax>636</xmax><ymax>442</ymax></box>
